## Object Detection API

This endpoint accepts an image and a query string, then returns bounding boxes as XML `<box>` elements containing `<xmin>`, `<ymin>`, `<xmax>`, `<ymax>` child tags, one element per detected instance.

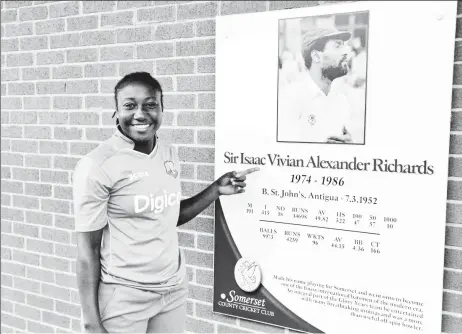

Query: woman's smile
<box><xmin>132</xmin><ymin>123</ymin><xmax>152</xmax><ymax>131</ymax></box>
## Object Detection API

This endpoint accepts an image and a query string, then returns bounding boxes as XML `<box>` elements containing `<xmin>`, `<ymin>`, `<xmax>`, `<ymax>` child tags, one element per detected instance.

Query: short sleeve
<box><xmin>72</xmin><ymin>157</ymin><xmax>111</xmax><ymax>232</ymax></box>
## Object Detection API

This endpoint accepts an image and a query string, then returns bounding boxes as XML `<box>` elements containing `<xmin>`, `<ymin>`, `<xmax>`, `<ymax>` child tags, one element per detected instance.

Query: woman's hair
<box><xmin>113</xmin><ymin>72</ymin><xmax>164</xmax><ymax>111</ymax></box>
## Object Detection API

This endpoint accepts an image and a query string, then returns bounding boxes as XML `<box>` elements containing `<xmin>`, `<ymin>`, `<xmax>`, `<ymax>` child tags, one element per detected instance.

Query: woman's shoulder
<box><xmin>157</xmin><ymin>141</ymin><xmax>179</xmax><ymax>161</ymax></box>
<box><xmin>74</xmin><ymin>141</ymin><xmax>118</xmax><ymax>174</ymax></box>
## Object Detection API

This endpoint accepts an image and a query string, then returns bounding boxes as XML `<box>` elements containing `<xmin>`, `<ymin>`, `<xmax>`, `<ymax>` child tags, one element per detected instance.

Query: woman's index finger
<box><xmin>235</xmin><ymin>167</ymin><xmax>260</xmax><ymax>178</ymax></box>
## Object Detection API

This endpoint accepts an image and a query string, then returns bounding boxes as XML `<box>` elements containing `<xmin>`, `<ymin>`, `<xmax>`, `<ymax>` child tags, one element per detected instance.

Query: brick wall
<box><xmin>0</xmin><ymin>1</ymin><xmax>461</xmax><ymax>333</ymax></box>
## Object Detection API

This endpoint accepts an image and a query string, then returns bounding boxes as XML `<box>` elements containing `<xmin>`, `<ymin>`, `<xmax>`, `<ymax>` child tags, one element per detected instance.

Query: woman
<box><xmin>73</xmin><ymin>72</ymin><xmax>258</xmax><ymax>333</ymax></box>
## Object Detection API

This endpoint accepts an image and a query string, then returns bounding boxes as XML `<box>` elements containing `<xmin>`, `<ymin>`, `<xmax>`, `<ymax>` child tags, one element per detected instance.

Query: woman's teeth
<box><xmin>133</xmin><ymin>124</ymin><xmax>149</xmax><ymax>129</ymax></box>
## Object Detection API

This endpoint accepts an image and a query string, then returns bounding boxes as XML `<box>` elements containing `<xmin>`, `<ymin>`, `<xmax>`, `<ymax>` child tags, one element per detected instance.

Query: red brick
<box><xmin>157</xmin><ymin>128</ymin><xmax>194</xmax><ymax>144</ymax></box>
<box><xmin>176</xmin><ymin>39</ymin><xmax>215</xmax><ymax>56</ymax></box>
<box><xmin>42</xmin><ymin>311</ymin><xmax>71</xmax><ymax>329</ymax></box>
<box><xmin>217</xmin><ymin>325</ymin><xmax>250</xmax><ymax>333</ymax></box>
<box><xmin>186</xmin><ymin>317</ymin><xmax>214</xmax><ymax>333</ymax></box>
<box><xmin>196</xmin><ymin>269</ymin><xmax>214</xmax><ymax>286</ymax></box>
<box><xmin>442</xmin><ymin>314</ymin><xmax>462</xmax><ymax>333</ymax></box>
<box><xmin>13</xmin><ymin>249</ymin><xmax>40</xmax><ymax>265</ymax></box>
<box><xmin>14</xmin><ymin>277</ymin><xmax>41</xmax><ymax>294</ymax></box>
<box><xmin>12</xmin><ymin>195</ymin><xmax>39</xmax><ymax>209</ymax></box>
<box><xmin>54</xmin><ymin>185</ymin><xmax>73</xmax><ymax>200</ymax></box>
<box><xmin>178</xmin><ymin>147</ymin><xmax>214</xmax><ymax>163</ymax></box>
<box><xmin>50</xmin><ymin>1</ymin><xmax>79</xmax><ymax>18</ymax></box>
<box><xmin>184</xmin><ymin>249</ymin><xmax>213</xmax><ymax>268</ymax></box>
<box><xmin>27</xmin><ymin>321</ymin><xmax>54</xmax><ymax>333</ymax></box>
<box><xmin>240</xmin><ymin>319</ymin><xmax>284</xmax><ymax>333</ymax></box>
<box><xmin>180</xmin><ymin>164</ymin><xmax>194</xmax><ymax>179</ymax></box>
<box><xmin>1</xmin><ymin>247</ymin><xmax>12</xmax><ymax>260</ymax></box>
<box><xmin>55</xmin><ymin>273</ymin><xmax>77</xmax><ymax>289</ymax></box>
<box><xmin>1</xmin><ymin>313</ymin><xmax>26</xmax><ymax>330</ymax></box>
<box><xmin>83</xmin><ymin>1</ymin><xmax>115</xmax><ymax>13</ymax></box>
<box><xmin>181</xmin><ymin>181</ymin><xmax>208</xmax><ymax>197</ymax></box>
<box><xmin>196</xmin><ymin>20</ymin><xmax>215</xmax><ymax>37</ymax></box>
<box><xmin>2</xmin><ymin>262</ymin><xmax>25</xmax><ymax>277</ymax></box>
<box><xmin>27</xmin><ymin>295</ymin><xmax>54</xmax><ymax>311</ymax></box>
<box><xmin>25</xmin><ymin>154</ymin><xmax>51</xmax><ymax>168</ymax></box>
<box><xmin>41</xmin><ymin>198</ymin><xmax>70</xmax><ymax>214</ymax></box>
<box><xmin>40</xmin><ymin>170</ymin><xmax>69</xmax><ymax>184</ymax></box>
<box><xmin>197</xmin><ymin>234</ymin><xmax>214</xmax><ymax>251</ymax></box>
<box><xmin>188</xmin><ymin>283</ymin><xmax>213</xmax><ymax>302</ymax></box>
<box><xmin>1</xmin><ymin>207</ymin><xmax>24</xmax><ymax>221</ymax></box>
<box><xmin>24</xmin><ymin>125</ymin><xmax>52</xmax><ymax>139</ymax></box>
<box><xmin>42</xmin><ymin>283</ymin><xmax>70</xmax><ymax>301</ymax></box>
<box><xmin>55</xmin><ymin>215</ymin><xmax>75</xmax><ymax>230</ymax></box>
<box><xmin>54</xmin><ymin>127</ymin><xmax>83</xmax><ymax>140</ymax></box>
<box><xmin>178</xmin><ymin>111</ymin><xmax>215</xmax><ymax>127</ymax></box>
<box><xmin>448</xmin><ymin>180</ymin><xmax>462</xmax><ymax>201</ymax></box>
<box><xmin>221</xmin><ymin>1</ymin><xmax>267</xmax><ymax>15</ymax></box>
<box><xmin>39</xmin><ymin>141</ymin><xmax>68</xmax><ymax>154</ymax></box>
<box><xmin>56</xmin><ymin>300</ymin><xmax>81</xmax><ymax>318</ymax></box>
<box><xmin>27</xmin><ymin>267</ymin><xmax>54</xmax><ymax>283</ymax></box>
<box><xmin>1</xmin><ymin>234</ymin><xmax>25</xmax><ymax>248</ymax></box>
<box><xmin>101</xmin><ymin>11</ymin><xmax>134</xmax><ymax>27</ymax></box>
<box><xmin>70</xmin><ymin>142</ymin><xmax>99</xmax><ymax>155</ymax></box>
<box><xmin>117</xmin><ymin>26</ymin><xmax>152</xmax><ymax>43</ymax></box>
<box><xmin>27</xmin><ymin>238</ymin><xmax>53</xmax><ymax>254</ymax></box>
<box><xmin>25</xmin><ymin>183</ymin><xmax>52</xmax><ymax>198</ymax></box>
<box><xmin>19</xmin><ymin>6</ymin><xmax>47</xmax><ymax>21</ymax></box>
<box><xmin>178</xmin><ymin>231</ymin><xmax>195</xmax><ymax>248</ymax></box>
<box><xmin>179</xmin><ymin>217</ymin><xmax>214</xmax><ymax>233</ymax></box>
<box><xmin>55</xmin><ymin>244</ymin><xmax>77</xmax><ymax>259</ymax></box>
<box><xmin>445</xmin><ymin>248</ymin><xmax>462</xmax><ymax>270</ymax></box>
<box><xmin>2</xmin><ymin>180</ymin><xmax>24</xmax><ymax>194</ymax></box>
<box><xmin>444</xmin><ymin>270</ymin><xmax>462</xmax><ymax>291</ymax></box>
<box><xmin>41</xmin><ymin>226</ymin><xmax>70</xmax><ymax>243</ymax></box>
<box><xmin>138</xmin><ymin>6</ymin><xmax>175</xmax><ymax>22</ymax></box>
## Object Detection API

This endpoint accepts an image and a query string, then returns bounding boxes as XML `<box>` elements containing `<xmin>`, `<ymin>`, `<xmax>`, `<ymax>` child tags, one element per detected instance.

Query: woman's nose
<box><xmin>134</xmin><ymin>106</ymin><xmax>146</xmax><ymax>118</ymax></box>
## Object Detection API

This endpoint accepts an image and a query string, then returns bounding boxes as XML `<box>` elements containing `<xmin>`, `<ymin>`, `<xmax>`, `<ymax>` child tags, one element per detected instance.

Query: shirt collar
<box><xmin>302</xmin><ymin>70</ymin><xmax>326</xmax><ymax>98</ymax></box>
<box><xmin>110</xmin><ymin>125</ymin><xmax>159</xmax><ymax>153</ymax></box>
<box><xmin>112</xmin><ymin>125</ymin><xmax>135</xmax><ymax>149</ymax></box>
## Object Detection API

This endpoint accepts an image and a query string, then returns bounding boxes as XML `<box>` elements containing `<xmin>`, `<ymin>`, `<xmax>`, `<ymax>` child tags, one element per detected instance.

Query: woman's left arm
<box><xmin>177</xmin><ymin>167</ymin><xmax>259</xmax><ymax>226</ymax></box>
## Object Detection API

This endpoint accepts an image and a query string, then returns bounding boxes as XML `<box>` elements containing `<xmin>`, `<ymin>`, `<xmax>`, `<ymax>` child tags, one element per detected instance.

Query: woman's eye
<box><xmin>124</xmin><ymin>103</ymin><xmax>135</xmax><ymax>109</ymax></box>
<box><xmin>146</xmin><ymin>103</ymin><xmax>157</xmax><ymax>109</ymax></box>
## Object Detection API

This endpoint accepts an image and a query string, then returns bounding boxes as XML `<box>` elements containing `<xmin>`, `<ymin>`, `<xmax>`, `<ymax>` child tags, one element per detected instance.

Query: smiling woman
<box><xmin>72</xmin><ymin>72</ymin><xmax>259</xmax><ymax>334</ymax></box>
<box><xmin>114</xmin><ymin>73</ymin><xmax>163</xmax><ymax>155</ymax></box>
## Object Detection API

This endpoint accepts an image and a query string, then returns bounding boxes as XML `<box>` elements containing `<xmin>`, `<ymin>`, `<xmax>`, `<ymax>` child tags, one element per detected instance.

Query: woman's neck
<box><xmin>134</xmin><ymin>136</ymin><xmax>156</xmax><ymax>155</ymax></box>
<box><xmin>118</xmin><ymin>124</ymin><xmax>156</xmax><ymax>155</ymax></box>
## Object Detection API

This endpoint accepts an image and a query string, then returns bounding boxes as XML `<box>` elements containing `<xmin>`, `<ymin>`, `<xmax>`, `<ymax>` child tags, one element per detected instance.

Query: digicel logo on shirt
<box><xmin>134</xmin><ymin>190</ymin><xmax>182</xmax><ymax>214</ymax></box>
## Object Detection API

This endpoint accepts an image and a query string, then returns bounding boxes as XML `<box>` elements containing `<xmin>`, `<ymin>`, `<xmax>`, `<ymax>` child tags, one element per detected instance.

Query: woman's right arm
<box><xmin>72</xmin><ymin>157</ymin><xmax>111</xmax><ymax>332</ymax></box>
<box><xmin>76</xmin><ymin>229</ymin><xmax>107</xmax><ymax>333</ymax></box>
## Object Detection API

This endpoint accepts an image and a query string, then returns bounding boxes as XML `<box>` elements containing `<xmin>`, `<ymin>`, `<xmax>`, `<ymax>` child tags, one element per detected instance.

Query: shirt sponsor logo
<box><xmin>134</xmin><ymin>190</ymin><xmax>181</xmax><ymax>214</ymax></box>
<box><xmin>129</xmin><ymin>171</ymin><xmax>149</xmax><ymax>181</ymax></box>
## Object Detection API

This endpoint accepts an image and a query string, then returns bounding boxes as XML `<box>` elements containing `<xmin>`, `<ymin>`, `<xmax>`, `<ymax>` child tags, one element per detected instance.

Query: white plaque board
<box><xmin>213</xmin><ymin>2</ymin><xmax>457</xmax><ymax>333</ymax></box>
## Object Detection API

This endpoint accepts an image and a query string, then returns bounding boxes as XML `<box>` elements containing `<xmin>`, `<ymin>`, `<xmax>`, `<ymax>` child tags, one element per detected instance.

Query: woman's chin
<box><xmin>126</xmin><ymin>131</ymin><xmax>154</xmax><ymax>143</ymax></box>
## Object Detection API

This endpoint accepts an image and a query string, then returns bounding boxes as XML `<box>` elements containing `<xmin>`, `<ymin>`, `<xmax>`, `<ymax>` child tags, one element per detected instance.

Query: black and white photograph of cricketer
<box><xmin>277</xmin><ymin>11</ymin><xmax>369</xmax><ymax>145</ymax></box>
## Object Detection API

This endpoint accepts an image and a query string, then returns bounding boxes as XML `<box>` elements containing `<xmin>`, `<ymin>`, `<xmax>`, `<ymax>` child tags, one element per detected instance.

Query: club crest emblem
<box><xmin>308</xmin><ymin>114</ymin><xmax>316</xmax><ymax>125</ymax></box>
<box><xmin>164</xmin><ymin>160</ymin><xmax>178</xmax><ymax>178</ymax></box>
<box><xmin>234</xmin><ymin>257</ymin><xmax>262</xmax><ymax>292</ymax></box>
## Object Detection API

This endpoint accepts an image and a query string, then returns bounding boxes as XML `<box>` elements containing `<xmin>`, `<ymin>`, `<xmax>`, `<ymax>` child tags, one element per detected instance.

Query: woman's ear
<box><xmin>112</xmin><ymin>110</ymin><xmax>117</xmax><ymax>118</ymax></box>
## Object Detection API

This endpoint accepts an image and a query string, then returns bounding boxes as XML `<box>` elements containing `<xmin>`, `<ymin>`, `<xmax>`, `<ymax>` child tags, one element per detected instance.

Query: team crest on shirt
<box><xmin>308</xmin><ymin>114</ymin><xmax>316</xmax><ymax>125</ymax></box>
<box><xmin>164</xmin><ymin>161</ymin><xmax>178</xmax><ymax>178</ymax></box>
